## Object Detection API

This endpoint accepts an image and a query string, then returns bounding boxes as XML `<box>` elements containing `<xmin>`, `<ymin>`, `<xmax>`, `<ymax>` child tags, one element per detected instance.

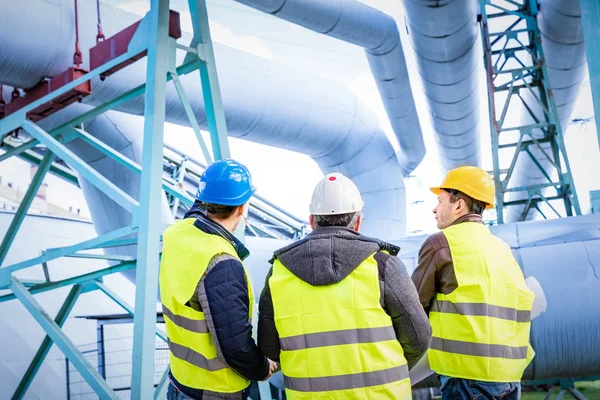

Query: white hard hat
<box><xmin>309</xmin><ymin>173</ymin><xmax>364</xmax><ymax>215</ymax></box>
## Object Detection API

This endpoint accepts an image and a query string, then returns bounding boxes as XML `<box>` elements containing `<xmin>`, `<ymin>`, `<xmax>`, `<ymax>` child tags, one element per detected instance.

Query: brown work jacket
<box><xmin>411</xmin><ymin>213</ymin><xmax>484</xmax><ymax>313</ymax></box>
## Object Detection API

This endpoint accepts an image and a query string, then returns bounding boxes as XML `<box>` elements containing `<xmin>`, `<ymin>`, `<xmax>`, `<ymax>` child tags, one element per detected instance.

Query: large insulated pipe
<box><xmin>401</xmin><ymin>0</ymin><xmax>481</xmax><ymax>170</ymax></box>
<box><xmin>233</xmin><ymin>0</ymin><xmax>425</xmax><ymax>175</ymax></box>
<box><xmin>506</xmin><ymin>0</ymin><xmax>586</xmax><ymax>222</ymax></box>
<box><xmin>0</xmin><ymin>0</ymin><xmax>408</xmax><ymax>239</ymax></box>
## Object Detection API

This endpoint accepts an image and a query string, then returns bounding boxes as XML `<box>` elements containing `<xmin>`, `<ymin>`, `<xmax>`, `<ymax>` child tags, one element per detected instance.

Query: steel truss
<box><xmin>479</xmin><ymin>0</ymin><xmax>581</xmax><ymax>223</ymax></box>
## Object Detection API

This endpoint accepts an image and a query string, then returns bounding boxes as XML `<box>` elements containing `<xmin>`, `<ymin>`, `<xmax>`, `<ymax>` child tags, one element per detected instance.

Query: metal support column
<box><xmin>130</xmin><ymin>0</ymin><xmax>172</xmax><ymax>398</ymax></box>
<box><xmin>187</xmin><ymin>0</ymin><xmax>231</xmax><ymax>160</ymax></box>
<box><xmin>11</xmin><ymin>285</ymin><xmax>83</xmax><ymax>400</ymax></box>
<box><xmin>580</xmin><ymin>0</ymin><xmax>600</xmax><ymax>151</ymax></box>
<box><xmin>479</xmin><ymin>0</ymin><xmax>581</xmax><ymax>223</ymax></box>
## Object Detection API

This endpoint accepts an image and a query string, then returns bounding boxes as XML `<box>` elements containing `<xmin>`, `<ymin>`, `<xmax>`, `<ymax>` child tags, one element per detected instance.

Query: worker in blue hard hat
<box><xmin>160</xmin><ymin>159</ymin><xmax>277</xmax><ymax>400</ymax></box>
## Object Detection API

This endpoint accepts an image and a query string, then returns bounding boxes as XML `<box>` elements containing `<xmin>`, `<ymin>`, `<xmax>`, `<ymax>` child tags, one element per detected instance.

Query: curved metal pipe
<box><xmin>233</xmin><ymin>0</ymin><xmax>426</xmax><ymax>175</ymax></box>
<box><xmin>0</xmin><ymin>0</ymin><xmax>408</xmax><ymax>239</ymax></box>
<box><xmin>402</xmin><ymin>0</ymin><xmax>481</xmax><ymax>169</ymax></box>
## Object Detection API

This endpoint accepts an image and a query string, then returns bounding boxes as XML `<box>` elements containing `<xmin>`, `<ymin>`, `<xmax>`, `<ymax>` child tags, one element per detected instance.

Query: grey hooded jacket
<box><xmin>258</xmin><ymin>226</ymin><xmax>432</xmax><ymax>369</ymax></box>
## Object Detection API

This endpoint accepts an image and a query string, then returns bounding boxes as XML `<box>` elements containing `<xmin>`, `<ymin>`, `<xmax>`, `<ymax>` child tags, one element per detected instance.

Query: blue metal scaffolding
<box><xmin>580</xmin><ymin>0</ymin><xmax>600</xmax><ymax>153</ymax></box>
<box><xmin>0</xmin><ymin>0</ymin><xmax>247</xmax><ymax>398</ymax></box>
<box><xmin>479</xmin><ymin>0</ymin><xmax>581</xmax><ymax>224</ymax></box>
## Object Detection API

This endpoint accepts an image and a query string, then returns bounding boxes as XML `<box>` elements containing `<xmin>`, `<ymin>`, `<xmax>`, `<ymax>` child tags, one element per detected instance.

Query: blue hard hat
<box><xmin>195</xmin><ymin>159</ymin><xmax>256</xmax><ymax>206</ymax></box>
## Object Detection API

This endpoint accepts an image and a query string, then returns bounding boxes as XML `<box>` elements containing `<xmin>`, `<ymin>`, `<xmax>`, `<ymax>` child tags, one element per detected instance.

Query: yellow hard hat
<box><xmin>430</xmin><ymin>166</ymin><xmax>495</xmax><ymax>208</ymax></box>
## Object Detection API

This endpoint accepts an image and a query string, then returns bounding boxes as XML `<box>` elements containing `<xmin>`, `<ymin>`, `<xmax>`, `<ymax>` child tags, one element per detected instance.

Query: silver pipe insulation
<box><xmin>506</xmin><ymin>0</ymin><xmax>586</xmax><ymax>222</ymax></box>
<box><xmin>233</xmin><ymin>0</ymin><xmax>426</xmax><ymax>175</ymax></box>
<box><xmin>401</xmin><ymin>0</ymin><xmax>481</xmax><ymax>170</ymax></box>
<box><xmin>0</xmin><ymin>0</ymin><xmax>409</xmax><ymax>239</ymax></box>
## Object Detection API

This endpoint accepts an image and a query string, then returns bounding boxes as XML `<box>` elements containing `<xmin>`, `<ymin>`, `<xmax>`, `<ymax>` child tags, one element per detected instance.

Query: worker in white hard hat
<box><xmin>258</xmin><ymin>173</ymin><xmax>431</xmax><ymax>399</ymax></box>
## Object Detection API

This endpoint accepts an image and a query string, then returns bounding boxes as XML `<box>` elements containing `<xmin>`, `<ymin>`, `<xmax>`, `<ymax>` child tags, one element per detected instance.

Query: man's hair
<box><xmin>313</xmin><ymin>212</ymin><xmax>361</xmax><ymax>229</ymax></box>
<box><xmin>200</xmin><ymin>202</ymin><xmax>238</xmax><ymax>219</ymax></box>
<box><xmin>444</xmin><ymin>189</ymin><xmax>487</xmax><ymax>215</ymax></box>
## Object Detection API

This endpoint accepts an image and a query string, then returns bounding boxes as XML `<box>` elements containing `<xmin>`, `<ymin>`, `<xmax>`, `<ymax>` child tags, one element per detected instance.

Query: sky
<box><xmin>1</xmin><ymin>0</ymin><xmax>598</xmax><ymax>235</ymax></box>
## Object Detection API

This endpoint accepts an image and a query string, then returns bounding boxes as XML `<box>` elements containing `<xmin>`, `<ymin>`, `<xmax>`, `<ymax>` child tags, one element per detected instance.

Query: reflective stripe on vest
<box><xmin>270</xmin><ymin>252</ymin><xmax>412</xmax><ymax>400</ymax></box>
<box><xmin>159</xmin><ymin>218</ymin><xmax>253</xmax><ymax>393</ymax></box>
<box><xmin>431</xmin><ymin>300</ymin><xmax>531</xmax><ymax>323</ymax></box>
<box><xmin>428</xmin><ymin>222</ymin><xmax>535</xmax><ymax>382</ymax></box>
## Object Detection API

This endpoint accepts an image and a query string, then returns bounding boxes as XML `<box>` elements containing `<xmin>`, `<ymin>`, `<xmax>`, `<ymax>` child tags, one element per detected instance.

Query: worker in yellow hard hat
<box><xmin>258</xmin><ymin>173</ymin><xmax>431</xmax><ymax>399</ymax></box>
<box><xmin>411</xmin><ymin>166</ymin><xmax>535</xmax><ymax>400</ymax></box>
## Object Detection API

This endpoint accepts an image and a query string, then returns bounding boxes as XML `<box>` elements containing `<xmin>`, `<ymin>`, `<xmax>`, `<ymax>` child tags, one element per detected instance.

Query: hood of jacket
<box><xmin>271</xmin><ymin>226</ymin><xmax>400</xmax><ymax>286</ymax></box>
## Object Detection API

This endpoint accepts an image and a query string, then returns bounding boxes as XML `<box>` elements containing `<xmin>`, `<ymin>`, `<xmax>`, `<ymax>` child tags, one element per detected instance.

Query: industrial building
<box><xmin>0</xmin><ymin>0</ymin><xmax>599</xmax><ymax>399</ymax></box>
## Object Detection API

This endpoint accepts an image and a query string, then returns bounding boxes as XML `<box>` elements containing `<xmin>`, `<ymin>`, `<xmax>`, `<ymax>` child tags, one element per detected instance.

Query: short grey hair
<box><xmin>313</xmin><ymin>211</ymin><xmax>362</xmax><ymax>229</ymax></box>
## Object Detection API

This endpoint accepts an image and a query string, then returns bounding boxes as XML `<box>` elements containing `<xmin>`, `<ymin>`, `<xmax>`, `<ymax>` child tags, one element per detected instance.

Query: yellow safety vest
<box><xmin>159</xmin><ymin>218</ymin><xmax>254</xmax><ymax>393</ymax></box>
<box><xmin>270</xmin><ymin>252</ymin><xmax>412</xmax><ymax>400</ymax></box>
<box><xmin>428</xmin><ymin>222</ymin><xmax>535</xmax><ymax>382</ymax></box>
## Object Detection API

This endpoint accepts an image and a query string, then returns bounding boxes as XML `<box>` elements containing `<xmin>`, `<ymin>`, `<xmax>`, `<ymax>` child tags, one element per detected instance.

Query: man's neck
<box><xmin>208</xmin><ymin>215</ymin><xmax>237</xmax><ymax>233</ymax></box>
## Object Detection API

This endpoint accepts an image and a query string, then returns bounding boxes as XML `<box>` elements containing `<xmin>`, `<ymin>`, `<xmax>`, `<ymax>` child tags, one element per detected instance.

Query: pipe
<box><xmin>506</xmin><ymin>0</ymin><xmax>586</xmax><ymax>222</ymax></box>
<box><xmin>233</xmin><ymin>0</ymin><xmax>425</xmax><ymax>175</ymax></box>
<box><xmin>0</xmin><ymin>0</ymin><xmax>408</xmax><ymax>239</ymax></box>
<box><xmin>401</xmin><ymin>0</ymin><xmax>481</xmax><ymax>170</ymax></box>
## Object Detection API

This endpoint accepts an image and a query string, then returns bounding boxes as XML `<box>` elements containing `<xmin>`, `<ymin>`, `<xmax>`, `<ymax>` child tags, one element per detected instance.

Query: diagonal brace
<box><xmin>11</xmin><ymin>285</ymin><xmax>83</xmax><ymax>400</ymax></box>
<box><xmin>22</xmin><ymin>121</ymin><xmax>139</xmax><ymax>213</ymax></box>
<box><xmin>11</xmin><ymin>278</ymin><xmax>118</xmax><ymax>399</ymax></box>
<box><xmin>0</xmin><ymin>151</ymin><xmax>55</xmax><ymax>266</ymax></box>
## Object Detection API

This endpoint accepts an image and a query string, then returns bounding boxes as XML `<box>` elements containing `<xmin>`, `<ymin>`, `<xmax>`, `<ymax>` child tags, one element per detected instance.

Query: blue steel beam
<box><xmin>94</xmin><ymin>280</ymin><xmax>167</xmax><ymax>342</ymax></box>
<box><xmin>130</xmin><ymin>1</ymin><xmax>172</xmax><ymax>397</ymax></box>
<box><xmin>0</xmin><ymin>151</ymin><xmax>55</xmax><ymax>266</ymax></box>
<box><xmin>71</xmin><ymin>127</ymin><xmax>142</xmax><ymax>174</ymax></box>
<box><xmin>154</xmin><ymin>368</ymin><xmax>170</xmax><ymax>400</ymax></box>
<box><xmin>580</xmin><ymin>0</ymin><xmax>600</xmax><ymax>152</ymax></box>
<box><xmin>169</xmin><ymin>72</ymin><xmax>213</xmax><ymax>164</ymax></box>
<box><xmin>0</xmin><ymin>261</ymin><xmax>135</xmax><ymax>303</ymax></box>
<box><xmin>10</xmin><ymin>278</ymin><xmax>118</xmax><ymax>399</ymax></box>
<box><xmin>0</xmin><ymin>224</ymin><xmax>137</xmax><ymax>284</ymax></box>
<box><xmin>22</xmin><ymin>122</ymin><xmax>139</xmax><ymax>213</ymax></box>
<box><xmin>69</xmin><ymin>127</ymin><xmax>194</xmax><ymax>207</ymax></box>
<box><xmin>0</xmin><ymin>139</ymin><xmax>39</xmax><ymax>163</ymax></box>
<box><xmin>187</xmin><ymin>0</ymin><xmax>231</xmax><ymax>160</ymax></box>
<box><xmin>11</xmin><ymin>284</ymin><xmax>83</xmax><ymax>400</ymax></box>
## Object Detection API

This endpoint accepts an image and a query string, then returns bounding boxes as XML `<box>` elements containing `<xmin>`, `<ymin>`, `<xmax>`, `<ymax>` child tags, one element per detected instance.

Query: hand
<box><xmin>269</xmin><ymin>359</ymin><xmax>279</xmax><ymax>374</ymax></box>
<box><xmin>262</xmin><ymin>358</ymin><xmax>279</xmax><ymax>381</ymax></box>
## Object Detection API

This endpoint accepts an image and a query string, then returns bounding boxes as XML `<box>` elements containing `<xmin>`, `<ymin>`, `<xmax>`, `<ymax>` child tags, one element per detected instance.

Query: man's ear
<box><xmin>309</xmin><ymin>214</ymin><xmax>316</xmax><ymax>231</ymax></box>
<box><xmin>453</xmin><ymin>198</ymin><xmax>466</xmax><ymax>215</ymax></box>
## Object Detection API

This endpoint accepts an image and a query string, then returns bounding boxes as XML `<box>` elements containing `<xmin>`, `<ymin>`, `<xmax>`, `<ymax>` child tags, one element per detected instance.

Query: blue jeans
<box><xmin>440</xmin><ymin>376</ymin><xmax>521</xmax><ymax>400</ymax></box>
<box><xmin>167</xmin><ymin>382</ymin><xmax>195</xmax><ymax>400</ymax></box>
<box><xmin>166</xmin><ymin>381</ymin><xmax>253</xmax><ymax>400</ymax></box>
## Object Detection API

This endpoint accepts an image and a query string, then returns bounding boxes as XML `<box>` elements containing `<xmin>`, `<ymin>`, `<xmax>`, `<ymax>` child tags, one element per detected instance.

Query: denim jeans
<box><xmin>440</xmin><ymin>376</ymin><xmax>521</xmax><ymax>400</ymax></box>
<box><xmin>166</xmin><ymin>381</ymin><xmax>255</xmax><ymax>400</ymax></box>
<box><xmin>167</xmin><ymin>382</ymin><xmax>196</xmax><ymax>400</ymax></box>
